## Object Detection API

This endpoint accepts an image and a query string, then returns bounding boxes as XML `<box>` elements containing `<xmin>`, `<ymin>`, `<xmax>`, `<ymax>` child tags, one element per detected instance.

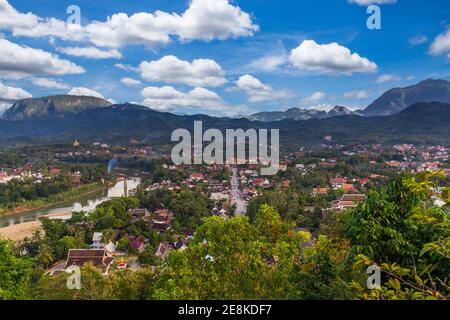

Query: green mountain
<box><xmin>362</xmin><ymin>79</ymin><xmax>450</xmax><ymax>116</ymax></box>
<box><xmin>2</xmin><ymin>95</ymin><xmax>112</xmax><ymax>121</ymax></box>
<box><xmin>0</xmin><ymin>102</ymin><xmax>449</xmax><ymax>147</ymax></box>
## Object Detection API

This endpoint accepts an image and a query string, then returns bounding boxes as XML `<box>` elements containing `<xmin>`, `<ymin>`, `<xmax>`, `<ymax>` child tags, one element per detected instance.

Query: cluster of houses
<box><xmin>62</xmin><ymin>207</ymin><xmax>192</xmax><ymax>274</ymax></box>
<box><xmin>0</xmin><ymin>165</ymin><xmax>77</xmax><ymax>184</ymax></box>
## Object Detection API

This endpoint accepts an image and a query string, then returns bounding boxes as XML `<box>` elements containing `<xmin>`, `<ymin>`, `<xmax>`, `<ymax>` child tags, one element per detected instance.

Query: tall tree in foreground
<box><xmin>346</xmin><ymin>171</ymin><xmax>450</xmax><ymax>299</ymax></box>
<box><xmin>0</xmin><ymin>240</ymin><xmax>34</xmax><ymax>300</ymax></box>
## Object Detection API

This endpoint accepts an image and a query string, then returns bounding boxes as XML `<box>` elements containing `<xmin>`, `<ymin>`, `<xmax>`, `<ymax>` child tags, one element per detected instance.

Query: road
<box><xmin>231</xmin><ymin>167</ymin><xmax>247</xmax><ymax>216</ymax></box>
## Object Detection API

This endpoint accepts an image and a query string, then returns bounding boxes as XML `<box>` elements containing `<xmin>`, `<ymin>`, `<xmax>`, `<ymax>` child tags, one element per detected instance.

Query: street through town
<box><xmin>231</xmin><ymin>167</ymin><xmax>247</xmax><ymax>216</ymax></box>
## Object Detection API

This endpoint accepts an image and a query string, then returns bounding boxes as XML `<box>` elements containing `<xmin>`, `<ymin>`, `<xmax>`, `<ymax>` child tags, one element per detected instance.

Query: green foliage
<box><xmin>346</xmin><ymin>171</ymin><xmax>450</xmax><ymax>299</ymax></box>
<box><xmin>152</xmin><ymin>206</ymin><xmax>305</xmax><ymax>299</ymax></box>
<box><xmin>0</xmin><ymin>240</ymin><xmax>35</xmax><ymax>300</ymax></box>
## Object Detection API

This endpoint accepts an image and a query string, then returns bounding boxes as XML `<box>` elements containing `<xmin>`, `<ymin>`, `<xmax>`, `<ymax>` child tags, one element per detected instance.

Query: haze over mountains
<box><xmin>0</xmin><ymin>79</ymin><xmax>450</xmax><ymax>147</ymax></box>
<box><xmin>248</xmin><ymin>79</ymin><xmax>450</xmax><ymax>121</ymax></box>
<box><xmin>248</xmin><ymin>106</ymin><xmax>361</xmax><ymax>122</ymax></box>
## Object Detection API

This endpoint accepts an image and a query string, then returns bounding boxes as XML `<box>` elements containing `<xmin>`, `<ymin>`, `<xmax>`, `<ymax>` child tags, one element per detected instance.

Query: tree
<box><xmin>36</xmin><ymin>243</ymin><xmax>54</xmax><ymax>268</ymax></box>
<box><xmin>346</xmin><ymin>172</ymin><xmax>450</xmax><ymax>299</ymax></box>
<box><xmin>0</xmin><ymin>240</ymin><xmax>34</xmax><ymax>300</ymax></box>
<box><xmin>153</xmin><ymin>205</ymin><xmax>304</xmax><ymax>300</ymax></box>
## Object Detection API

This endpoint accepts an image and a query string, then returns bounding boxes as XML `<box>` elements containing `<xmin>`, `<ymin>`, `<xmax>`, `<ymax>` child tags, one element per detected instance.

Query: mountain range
<box><xmin>363</xmin><ymin>79</ymin><xmax>450</xmax><ymax>116</ymax></box>
<box><xmin>0</xmin><ymin>79</ymin><xmax>450</xmax><ymax>147</ymax></box>
<box><xmin>0</xmin><ymin>101</ymin><xmax>449</xmax><ymax>147</ymax></box>
<box><xmin>248</xmin><ymin>106</ymin><xmax>361</xmax><ymax>122</ymax></box>
<box><xmin>247</xmin><ymin>79</ymin><xmax>450</xmax><ymax>121</ymax></box>
<box><xmin>2</xmin><ymin>95</ymin><xmax>112</xmax><ymax>121</ymax></box>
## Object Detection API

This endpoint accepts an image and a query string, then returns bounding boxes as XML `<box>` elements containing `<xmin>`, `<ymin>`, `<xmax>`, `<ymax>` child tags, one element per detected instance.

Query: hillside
<box><xmin>362</xmin><ymin>79</ymin><xmax>450</xmax><ymax>116</ymax></box>
<box><xmin>0</xmin><ymin>102</ymin><xmax>449</xmax><ymax>147</ymax></box>
<box><xmin>2</xmin><ymin>95</ymin><xmax>112</xmax><ymax>121</ymax></box>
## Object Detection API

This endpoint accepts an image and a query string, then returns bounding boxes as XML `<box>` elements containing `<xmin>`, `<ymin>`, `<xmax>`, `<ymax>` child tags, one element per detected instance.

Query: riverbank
<box><xmin>0</xmin><ymin>220</ymin><xmax>43</xmax><ymax>241</ymax></box>
<box><xmin>0</xmin><ymin>182</ymin><xmax>108</xmax><ymax>218</ymax></box>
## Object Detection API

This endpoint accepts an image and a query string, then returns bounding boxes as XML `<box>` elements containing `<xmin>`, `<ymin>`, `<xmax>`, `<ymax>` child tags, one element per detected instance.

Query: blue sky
<box><xmin>0</xmin><ymin>0</ymin><xmax>449</xmax><ymax>116</ymax></box>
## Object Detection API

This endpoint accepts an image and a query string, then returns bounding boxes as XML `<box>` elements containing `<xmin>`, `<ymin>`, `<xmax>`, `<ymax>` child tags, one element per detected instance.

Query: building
<box><xmin>322</xmin><ymin>194</ymin><xmax>368</xmax><ymax>219</ymax></box>
<box><xmin>65</xmin><ymin>249</ymin><xmax>113</xmax><ymax>271</ymax></box>
<box><xmin>312</xmin><ymin>188</ymin><xmax>329</xmax><ymax>195</ymax></box>
<box><xmin>91</xmin><ymin>232</ymin><xmax>104</xmax><ymax>249</ymax></box>
<box><xmin>190</xmin><ymin>173</ymin><xmax>204</xmax><ymax>181</ymax></box>
<box><xmin>155</xmin><ymin>242</ymin><xmax>172</xmax><ymax>258</ymax></box>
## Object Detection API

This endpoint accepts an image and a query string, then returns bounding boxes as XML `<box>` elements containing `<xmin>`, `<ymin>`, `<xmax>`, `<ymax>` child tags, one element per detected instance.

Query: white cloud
<box><xmin>68</xmin><ymin>87</ymin><xmax>105</xmax><ymax>99</ymax></box>
<box><xmin>0</xmin><ymin>0</ymin><xmax>38</xmax><ymax>30</ymax></box>
<box><xmin>302</xmin><ymin>91</ymin><xmax>326</xmax><ymax>103</ymax></box>
<box><xmin>376</xmin><ymin>74</ymin><xmax>401</xmax><ymax>83</ymax></box>
<box><xmin>0</xmin><ymin>82</ymin><xmax>32</xmax><ymax>101</ymax></box>
<box><xmin>120</xmin><ymin>77</ymin><xmax>142</xmax><ymax>86</ymax></box>
<box><xmin>139</xmin><ymin>55</ymin><xmax>227</xmax><ymax>87</ymax></box>
<box><xmin>347</xmin><ymin>0</ymin><xmax>397</xmax><ymax>5</ymax></box>
<box><xmin>58</xmin><ymin>47</ymin><xmax>122</xmax><ymax>59</ymax></box>
<box><xmin>140</xmin><ymin>86</ymin><xmax>229</xmax><ymax>112</ymax></box>
<box><xmin>107</xmin><ymin>98</ymin><xmax>117</xmax><ymax>104</ymax></box>
<box><xmin>409</xmin><ymin>35</ymin><xmax>428</xmax><ymax>46</ymax></box>
<box><xmin>2</xmin><ymin>0</ymin><xmax>258</xmax><ymax>49</ymax></box>
<box><xmin>289</xmin><ymin>40</ymin><xmax>378</xmax><ymax>75</ymax></box>
<box><xmin>300</xmin><ymin>104</ymin><xmax>334</xmax><ymax>112</ymax></box>
<box><xmin>0</xmin><ymin>102</ymin><xmax>10</xmax><ymax>116</ymax></box>
<box><xmin>30</xmin><ymin>77</ymin><xmax>70</xmax><ymax>90</ymax></box>
<box><xmin>235</xmin><ymin>74</ymin><xmax>294</xmax><ymax>103</ymax></box>
<box><xmin>114</xmin><ymin>63</ymin><xmax>139</xmax><ymax>72</ymax></box>
<box><xmin>0</xmin><ymin>38</ymin><xmax>85</xmax><ymax>79</ymax></box>
<box><xmin>429</xmin><ymin>28</ymin><xmax>450</xmax><ymax>56</ymax></box>
<box><xmin>343</xmin><ymin>90</ymin><xmax>370</xmax><ymax>99</ymax></box>
<box><xmin>248</xmin><ymin>53</ymin><xmax>288</xmax><ymax>72</ymax></box>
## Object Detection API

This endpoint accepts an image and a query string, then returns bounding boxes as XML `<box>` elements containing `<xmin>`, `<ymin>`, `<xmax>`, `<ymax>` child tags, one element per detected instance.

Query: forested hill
<box><xmin>0</xmin><ymin>102</ymin><xmax>449</xmax><ymax>147</ymax></box>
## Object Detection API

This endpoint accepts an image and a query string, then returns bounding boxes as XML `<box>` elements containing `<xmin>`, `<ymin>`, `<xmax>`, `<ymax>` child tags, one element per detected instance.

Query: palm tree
<box><xmin>37</xmin><ymin>244</ymin><xmax>54</xmax><ymax>268</ymax></box>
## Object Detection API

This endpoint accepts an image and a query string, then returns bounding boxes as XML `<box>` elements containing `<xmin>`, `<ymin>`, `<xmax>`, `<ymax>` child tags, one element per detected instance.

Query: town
<box><xmin>1</xmin><ymin>140</ymin><xmax>449</xmax><ymax>290</ymax></box>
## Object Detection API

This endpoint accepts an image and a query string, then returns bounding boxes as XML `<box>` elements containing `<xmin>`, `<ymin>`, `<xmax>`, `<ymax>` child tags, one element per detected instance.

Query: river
<box><xmin>0</xmin><ymin>178</ymin><xmax>141</xmax><ymax>228</ymax></box>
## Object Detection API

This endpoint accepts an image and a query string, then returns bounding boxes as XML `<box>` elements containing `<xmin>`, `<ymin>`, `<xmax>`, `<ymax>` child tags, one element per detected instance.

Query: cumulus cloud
<box><xmin>0</xmin><ymin>0</ymin><xmax>38</xmax><ymax>30</ymax></box>
<box><xmin>68</xmin><ymin>87</ymin><xmax>105</xmax><ymax>99</ymax></box>
<box><xmin>235</xmin><ymin>74</ymin><xmax>294</xmax><ymax>103</ymax></box>
<box><xmin>140</xmin><ymin>86</ymin><xmax>229</xmax><ymax>112</ymax></box>
<box><xmin>376</xmin><ymin>74</ymin><xmax>400</xmax><ymax>83</ymax></box>
<box><xmin>120</xmin><ymin>77</ymin><xmax>142</xmax><ymax>86</ymax></box>
<box><xmin>0</xmin><ymin>38</ymin><xmax>85</xmax><ymax>79</ymax></box>
<box><xmin>139</xmin><ymin>55</ymin><xmax>227</xmax><ymax>87</ymax></box>
<box><xmin>0</xmin><ymin>82</ymin><xmax>32</xmax><ymax>101</ymax></box>
<box><xmin>289</xmin><ymin>40</ymin><xmax>377</xmax><ymax>75</ymax></box>
<box><xmin>429</xmin><ymin>28</ymin><xmax>450</xmax><ymax>56</ymax></box>
<box><xmin>343</xmin><ymin>90</ymin><xmax>370</xmax><ymax>99</ymax></box>
<box><xmin>1</xmin><ymin>0</ymin><xmax>258</xmax><ymax>49</ymax></box>
<box><xmin>30</xmin><ymin>77</ymin><xmax>70</xmax><ymax>90</ymax></box>
<box><xmin>302</xmin><ymin>91</ymin><xmax>326</xmax><ymax>103</ymax></box>
<box><xmin>57</xmin><ymin>47</ymin><xmax>122</xmax><ymax>59</ymax></box>
<box><xmin>347</xmin><ymin>0</ymin><xmax>397</xmax><ymax>5</ymax></box>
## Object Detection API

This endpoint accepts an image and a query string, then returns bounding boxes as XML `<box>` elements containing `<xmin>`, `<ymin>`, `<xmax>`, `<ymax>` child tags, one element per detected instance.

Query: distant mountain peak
<box><xmin>2</xmin><ymin>95</ymin><xmax>112</xmax><ymax>121</ymax></box>
<box><xmin>247</xmin><ymin>105</ymin><xmax>361</xmax><ymax>122</ymax></box>
<box><xmin>363</xmin><ymin>79</ymin><xmax>450</xmax><ymax>116</ymax></box>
